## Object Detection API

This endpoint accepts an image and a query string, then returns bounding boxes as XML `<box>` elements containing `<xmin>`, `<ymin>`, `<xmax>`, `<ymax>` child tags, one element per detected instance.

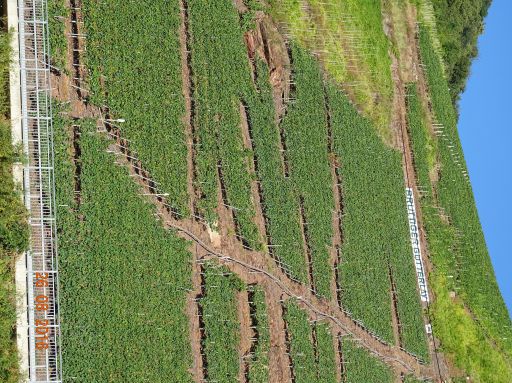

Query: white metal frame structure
<box><xmin>18</xmin><ymin>0</ymin><xmax>63</xmax><ymax>381</ymax></box>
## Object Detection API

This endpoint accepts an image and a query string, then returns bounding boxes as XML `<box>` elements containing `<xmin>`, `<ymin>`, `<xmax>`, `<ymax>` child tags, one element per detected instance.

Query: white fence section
<box><xmin>18</xmin><ymin>0</ymin><xmax>63</xmax><ymax>381</ymax></box>
<box><xmin>406</xmin><ymin>188</ymin><xmax>430</xmax><ymax>303</ymax></box>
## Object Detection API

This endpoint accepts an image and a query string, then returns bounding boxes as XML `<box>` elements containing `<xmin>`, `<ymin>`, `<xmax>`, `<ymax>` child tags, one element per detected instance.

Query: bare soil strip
<box><xmin>265</xmin><ymin>286</ymin><xmax>293</xmax><ymax>383</ymax></box>
<box><xmin>298</xmin><ymin>196</ymin><xmax>316</xmax><ymax>294</ymax></box>
<box><xmin>388</xmin><ymin>264</ymin><xmax>404</xmax><ymax>348</ymax></box>
<box><xmin>281</xmin><ymin>302</ymin><xmax>297</xmax><ymax>383</ymax></box>
<box><xmin>238</xmin><ymin>290</ymin><xmax>252</xmax><ymax>383</ymax></box>
<box><xmin>336</xmin><ymin>334</ymin><xmax>347</xmax><ymax>383</ymax></box>
<box><xmin>178</xmin><ymin>0</ymin><xmax>198</xmax><ymax>216</ymax></box>
<box><xmin>186</xmin><ymin>243</ymin><xmax>205</xmax><ymax>383</ymax></box>
<box><xmin>311</xmin><ymin>322</ymin><xmax>320</xmax><ymax>374</ymax></box>
<box><xmin>325</xmin><ymin>88</ymin><xmax>345</xmax><ymax>308</ymax></box>
<box><xmin>246</xmin><ymin>286</ymin><xmax>260</xmax><ymax>381</ymax></box>
<box><xmin>197</xmin><ymin>264</ymin><xmax>209</xmax><ymax>381</ymax></box>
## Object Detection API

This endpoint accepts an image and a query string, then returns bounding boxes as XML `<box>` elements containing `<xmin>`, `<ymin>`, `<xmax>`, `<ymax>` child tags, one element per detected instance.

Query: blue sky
<box><xmin>458</xmin><ymin>0</ymin><xmax>512</xmax><ymax>317</ymax></box>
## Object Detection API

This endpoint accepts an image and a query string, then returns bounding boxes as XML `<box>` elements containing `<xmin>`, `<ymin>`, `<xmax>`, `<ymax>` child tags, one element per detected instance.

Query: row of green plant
<box><xmin>419</xmin><ymin>25</ymin><xmax>512</xmax><ymax>354</ymax></box>
<box><xmin>315</xmin><ymin>322</ymin><xmax>338</xmax><ymax>383</ymax></box>
<box><xmin>0</xmin><ymin>27</ymin><xmax>28</xmax><ymax>383</ymax></box>
<box><xmin>246</xmin><ymin>59</ymin><xmax>307</xmax><ymax>283</ymax></box>
<box><xmin>199</xmin><ymin>263</ymin><xmax>244</xmax><ymax>383</ymax></box>
<box><xmin>279</xmin><ymin>45</ymin><xmax>335</xmax><ymax>298</ymax></box>
<box><xmin>342</xmin><ymin>339</ymin><xmax>393</xmax><ymax>383</ymax></box>
<box><xmin>81</xmin><ymin>0</ymin><xmax>189</xmax><ymax>215</ymax></box>
<box><xmin>283</xmin><ymin>301</ymin><xmax>337</xmax><ymax>383</ymax></box>
<box><xmin>54</xmin><ymin>116</ymin><xmax>194</xmax><ymax>382</ymax></box>
<box><xmin>187</xmin><ymin>0</ymin><xmax>260</xmax><ymax>247</ymax></box>
<box><xmin>326</xmin><ymin>84</ymin><xmax>428</xmax><ymax>359</ymax></box>
<box><xmin>247</xmin><ymin>285</ymin><xmax>270</xmax><ymax>383</ymax></box>
<box><xmin>47</xmin><ymin>0</ymin><xmax>67</xmax><ymax>71</ymax></box>
<box><xmin>408</xmin><ymin>30</ymin><xmax>512</xmax><ymax>381</ymax></box>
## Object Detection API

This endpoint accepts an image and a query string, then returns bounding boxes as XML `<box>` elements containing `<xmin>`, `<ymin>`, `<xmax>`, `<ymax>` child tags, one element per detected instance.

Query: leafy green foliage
<box><xmin>327</xmin><ymin>85</ymin><xmax>428</xmax><ymax>357</ymax></box>
<box><xmin>283</xmin><ymin>302</ymin><xmax>316</xmax><ymax>382</ymax></box>
<box><xmin>247</xmin><ymin>285</ymin><xmax>270</xmax><ymax>383</ymax></box>
<box><xmin>315</xmin><ymin>323</ymin><xmax>337</xmax><ymax>383</ymax></box>
<box><xmin>47</xmin><ymin>0</ymin><xmax>68</xmax><ymax>70</ymax></box>
<box><xmin>419</xmin><ymin>24</ymin><xmax>512</xmax><ymax>354</ymax></box>
<box><xmin>0</xmin><ymin>29</ymin><xmax>27</xmax><ymax>383</ymax></box>
<box><xmin>188</xmin><ymin>0</ymin><xmax>261</xmax><ymax>247</ymax></box>
<box><xmin>280</xmin><ymin>45</ymin><xmax>335</xmax><ymax>298</ymax></box>
<box><xmin>429</xmin><ymin>0</ymin><xmax>491</xmax><ymax>103</ymax></box>
<box><xmin>342</xmin><ymin>339</ymin><xmax>393</xmax><ymax>383</ymax></box>
<box><xmin>82</xmin><ymin>0</ymin><xmax>189</xmax><ymax>215</ymax></box>
<box><xmin>283</xmin><ymin>301</ymin><xmax>337</xmax><ymax>383</ymax></box>
<box><xmin>55</xmin><ymin>118</ymin><xmax>194</xmax><ymax>382</ymax></box>
<box><xmin>200</xmin><ymin>263</ymin><xmax>244</xmax><ymax>383</ymax></box>
<box><xmin>246</xmin><ymin>59</ymin><xmax>306</xmax><ymax>283</ymax></box>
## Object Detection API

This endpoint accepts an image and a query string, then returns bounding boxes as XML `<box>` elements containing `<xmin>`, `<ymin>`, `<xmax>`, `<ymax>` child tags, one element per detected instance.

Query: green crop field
<box><xmin>342</xmin><ymin>339</ymin><xmax>394</xmax><ymax>383</ymax></box>
<box><xmin>246</xmin><ymin>285</ymin><xmax>270</xmax><ymax>383</ymax></box>
<box><xmin>199</xmin><ymin>264</ymin><xmax>244</xmax><ymax>383</ymax></box>
<box><xmin>327</xmin><ymin>84</ymin><xmax>428</xmax><ymax>358</ymax></box>
<box><xmin>4</xmin><ymin>0</ymin><xmax>509</xmax><ymax>381</ymax></box>
<box><xmin>280</xmin><ymin>44</ymin><xmax>335</xmax><ymax>298</ymax></box>
<box><xmin>283</xmin><ymin>301</ymin><xmax>337</xmax><ymax>383</ymax></box>
<box><xmin>54</xmin><ymin>116</ymin><xmax>194</xmax><ymax>382</ymax></box>
<box><xmin>82</xmin><ymin>0</ymin><xmax>189</xmax><ymax>215</ymax></box>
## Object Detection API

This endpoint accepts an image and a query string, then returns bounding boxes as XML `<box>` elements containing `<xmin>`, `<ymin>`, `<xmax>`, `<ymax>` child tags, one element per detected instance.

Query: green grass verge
<box><xmin>54</xmin><ymin>117</ymin><xmax>194</xmax><ymax>382</ymax></box>
<box><xmin>82</xmin><ymin>0</ymin><xmax>189</xmax><ymax>215</ymax></box>
<box><xmin>0</xmin><ymin>28</ymin><xmax>28</xmax><ymax>383</ymax></box>
<box><xmin>407</xmin><ymin>28</ymin><xmax>512</xmax><ymax>380</ymax></box>
<box><xmin>200</xmin><ymin>263</ymin><xmax>244</xmax><ymax>383</ymax></box>
<box><xmin>327</xmin><ymin>85</ymin><xmax>428</xmax><ymax>357</ymax></box>
<box><xmin>268</xmin><ymin>0</ymin><xmax>394</xmax><ymax>138</ymax></box>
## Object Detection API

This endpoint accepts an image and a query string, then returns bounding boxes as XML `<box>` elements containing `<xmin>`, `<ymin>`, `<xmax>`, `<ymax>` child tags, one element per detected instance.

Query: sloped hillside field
<box><xmin>38</xmin><ymin>0</ymin><xmax>512</xmax><ymax>382</ymax></box>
